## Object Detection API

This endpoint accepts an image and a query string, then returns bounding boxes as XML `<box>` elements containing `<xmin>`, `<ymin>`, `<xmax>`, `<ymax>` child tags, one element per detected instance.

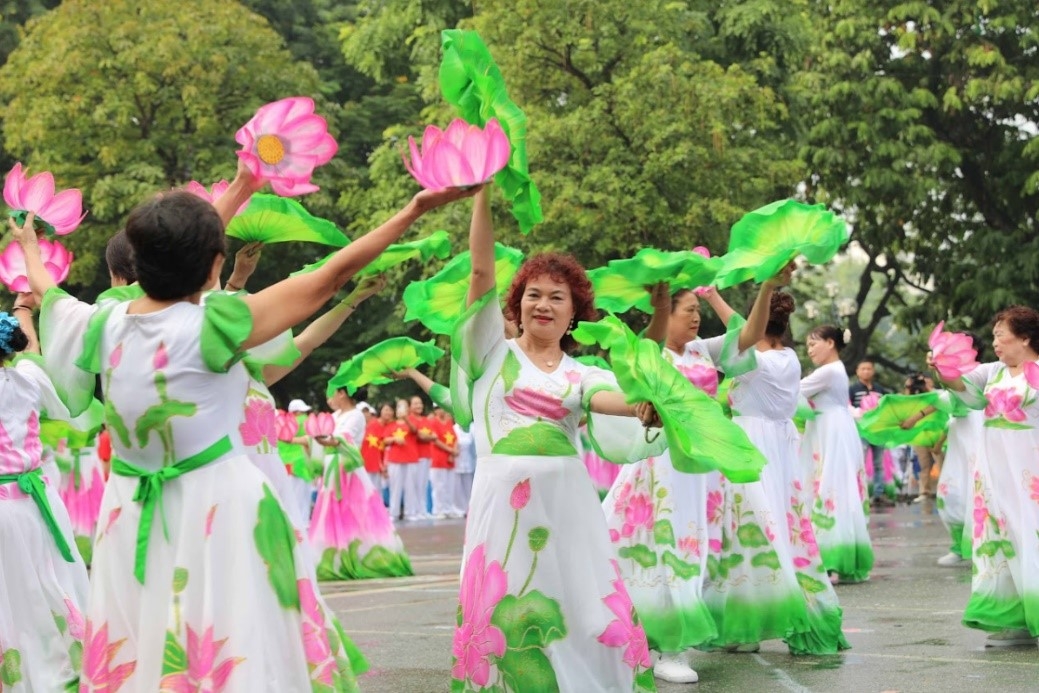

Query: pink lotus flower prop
<box><xmin>0</xmin><ymin>238</ymin><xmax>72</xmax><ymax>292</ymax></box>
<box><xmin>235</xmin><ymin>97</ymin><xmax>337</xmax><ymax>197</ymax></box>
<box><xmin>928</xmin><ymin>321</ymin><xmax>979</xmax><ymax>380</ymax></box>
<box><xmin>859</xmin><ymin>391</ymin><xmax>880</xmax><ymax>412</ymax></box>
<box><xmin>4</xmin><ymin>162</ymin><xmax>86</xmax><ymax>235</ymax></box>
<box><xmin>275</xmin><ymin>410</ymin><xmax>298</xmax><ymax>442</ymax></box>
<box><xmin>305</xmin><ymin>412</ymin><xmax>335</xmax><ymax>438</ymax></box>
<box><xmin>404</xmin><ymin>118</ymin><xmax>511</xmax><ymax>191</ymax></box>
<box><xmin>184</xmin><ymin>179</ymin><xmax>230</xmax><ymax>203</ymax></box>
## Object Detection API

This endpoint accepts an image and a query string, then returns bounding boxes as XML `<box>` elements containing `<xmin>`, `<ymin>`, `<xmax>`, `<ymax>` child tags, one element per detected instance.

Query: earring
<box><xmin>565</xmin><ymin>318</ymin><xmax>574</xmax><ymax>335</ymax></box>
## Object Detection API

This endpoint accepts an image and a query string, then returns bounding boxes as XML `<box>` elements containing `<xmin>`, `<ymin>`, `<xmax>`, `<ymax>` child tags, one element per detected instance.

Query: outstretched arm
<box><xmin>644</xmin><ymin>282</ymin><xmax>671</xmax><ymax>344</ymax></box>
<box><xmin>244</xmin><ymin>186</ymin><xmax>477</xmax><ymax>350</ymax></box>
<box><xmin>264</xmin><ymin>274</ymin><xmax>387</xmax><ymax>386</ymax></box>
<box><xmin>397</xmin><ymin>366</ymin><xmax>437</xmax><ymax>395</ymax></box>
<box><xmin>467</xmin><ymin>187</ymin><xmax>494</xmax><ymax>306</ymax></box>
<box><xmin>9</xmin><ymin>213</ymin><xmax>55</xmax><ymax>304</ymax></box>
<box><xmin>711</xmin><ymin>262</ymin><xmax>794</xmax><ymax>351</ymax></box>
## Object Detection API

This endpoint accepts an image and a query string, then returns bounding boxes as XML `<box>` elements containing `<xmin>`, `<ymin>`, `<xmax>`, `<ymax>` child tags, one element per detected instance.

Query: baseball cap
<box><xmin>287</xmin><ymin>399</ymin><xmax>311</xmax><ymax>413</ymax></box>
<box><xmin>357</xmin><ymin>401</ymin><xmax>375</xmax><ymax>414</ymax></box>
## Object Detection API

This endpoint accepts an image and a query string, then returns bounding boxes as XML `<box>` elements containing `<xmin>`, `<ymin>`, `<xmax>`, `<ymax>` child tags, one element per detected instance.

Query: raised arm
<box><xmin>398</xmin><ymin>366</ymin><xmax>437</xmax><ymax>394</ymax></box>
<box><xmin>467</xmin><ymin>187</ymin><xmax>494</xmax><ymax>306</ymax></box>
<box><xmin>244</xmin><ymin>186</ymin><xmax>477</xmax><ymax>350</ymax></box>
<box><xmin>644</xmin><ymin>282</ymin><xmax>671</xmax><ymax>344</ymax></box>
<box><xmin>718</xmin><ymin>262</ymin><xmax>794</xmax><ymax>351</ymax></box>
<box><xmin>10</xmin><ymin>213</ymin><xmax>55</xmax><ymax>304</ymax></box>
<box><xmin>213</xmin><ymin>164</ymin><xmax>263</xmax><ymax>227</ymax></box>
<box><xmin>263</xmin><ymin>274</ymin><xmax>387</xmax><ymax>386</ymax></box>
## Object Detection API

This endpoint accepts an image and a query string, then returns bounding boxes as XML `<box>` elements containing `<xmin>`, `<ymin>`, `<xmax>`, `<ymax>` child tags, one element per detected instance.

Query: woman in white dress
<box><xmin>932</xmin><ymin>306</ymin><xmax>1039</xmax><ymax>646</ymax></box>
<box><xmin>450</xmin><ymin>188</ymin><xmax>662</xmax><ymax>692</ymax></box>
<box><xmin>800</xmin><ymin>325</ymin><xmax>874</xmax><ymax>584</ymax></box>
<box><xmin>15</xmin><ymin>170</ymin><xmax>475</xmax><ymax>690</ymax></box>
<box><xmin>0</xmin><ymin>300</ymin><xmax>87</xmax><ymax>691</ymax></box>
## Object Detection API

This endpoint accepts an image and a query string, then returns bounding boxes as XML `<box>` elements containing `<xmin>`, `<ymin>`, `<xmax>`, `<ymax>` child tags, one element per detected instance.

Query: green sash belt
<box><xmin>112</xmin><ymin>435</ymin><xmax>232</xmax><ymax>584</ymax></box>
<box><xmin>0</xmin><ymin>468</ymin><xmax>75</xmax><ymax>562</ymax></box>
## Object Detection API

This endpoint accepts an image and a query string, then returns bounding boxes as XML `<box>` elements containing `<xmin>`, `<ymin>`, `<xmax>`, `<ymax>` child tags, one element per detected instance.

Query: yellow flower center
<box><xmin>256</xmin><ymin>134</ymin><xmax>285</xmax><ymax>165</ymax></box>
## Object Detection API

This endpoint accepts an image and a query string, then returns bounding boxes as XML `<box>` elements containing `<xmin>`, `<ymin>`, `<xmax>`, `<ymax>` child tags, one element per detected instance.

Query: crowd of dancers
<box><xmin>2</xmin><ymin>154</ymin><xmax>1039</xmax><ymax>693</ymax></box>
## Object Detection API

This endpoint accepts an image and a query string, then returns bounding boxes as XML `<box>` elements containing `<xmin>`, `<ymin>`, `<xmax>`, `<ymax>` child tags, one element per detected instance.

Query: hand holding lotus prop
<box><xmin>927</xmin><ymin>321</ymin><xmax>980</xmax><ymax>380</ymax></box>
<box><xmin>4</xmin><ymin>163</ymin><xmax>86</xmax><ymax>236</ymax></box>
<box><xmin>2</xmin><ymin>212</ymin><xmax>73</xmax><ymax>293</ymax></box>
<box><xmin>404</xmin><ymin>118</ymin><xmax>511</xmax><ymax>191</ymax></box>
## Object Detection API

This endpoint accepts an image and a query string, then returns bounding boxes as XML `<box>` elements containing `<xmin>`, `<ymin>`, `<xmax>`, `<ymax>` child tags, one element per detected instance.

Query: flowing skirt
<box><xmin>453</xmin><ymin>454</ymin><xmax>656</xmax><ymax>692</ymax></box>
<box><xmin>57</xmin><ymin>447</ymin><xmax>106</xmax><ymax>564</ymax></box>
<box><xmin>602</xmin><ymin>452</ymin><xmax>716</xmax><ymax>654</ymax></box>
<box><xmin>85</xmin><ymin>454</ymin><xmax>366</xmax><ymax>692</ymax></box>
<box><xmin>801</xmin><ymin>409</ymin><xmax>874</xmax><ymax>582</ymax></box>
<box><xmin>0</xmin><ymin>487</ymin><xmax>89</xmax><ymax>691</ymax></box>
<box><xmin>310</xmin><ymin>456</ymin><xmax>413</xmax><ymax>580</ymax></box>
<box><xmin>937</xmin><ymin>413</ymin><xmax>983</xmax><ymax>560</ymax></box>
<box><xmin>742</xmin><ymin>416</ymin><xmax>849</xmax><ymax>654</ymax></box>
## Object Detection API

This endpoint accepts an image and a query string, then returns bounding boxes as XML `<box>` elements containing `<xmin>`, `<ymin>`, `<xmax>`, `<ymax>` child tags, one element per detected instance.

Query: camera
<box><xmin>905</xmin><ymin>372</ymin><xmax>927</xmax><ymax>395</ymax></box>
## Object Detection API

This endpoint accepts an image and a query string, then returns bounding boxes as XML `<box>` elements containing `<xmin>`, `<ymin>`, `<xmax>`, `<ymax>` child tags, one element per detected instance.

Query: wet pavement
<box><xmin>327</xmin><ymin>500</ymin><xmax>1039</xmax><ymax>692</ymax></box>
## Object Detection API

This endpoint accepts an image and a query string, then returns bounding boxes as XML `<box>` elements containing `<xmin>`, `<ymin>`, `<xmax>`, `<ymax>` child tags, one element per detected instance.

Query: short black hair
<box><xmin>808</xmin><ymin>324</ymin><xmax>846</xmax><ymax>351</ymax></box>
<box><xmin>105</xmin><ymin>229</ymin><xmax>136</xmax><ymax>284</ymax></box>
<box><xmin>125</xmin><ymin>191</ymin><xmax>226</xmax><ymax>300</ymax></box>
<box><xmin>0</xmin><ymin>318</ymin><xmax>29</xmax><ymax>359</ymax></box>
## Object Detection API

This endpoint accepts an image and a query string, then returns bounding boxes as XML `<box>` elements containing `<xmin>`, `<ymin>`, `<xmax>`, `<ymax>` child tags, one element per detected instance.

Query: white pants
<box><xmin>387</xmin><ymin>463</ymin><xmax>413</xmax><ymax>520</ymax></box>
<box><xmin>430</xmin><ymin>468</ymin><xmax>462</xmax><ymax>516</ymax></box>
<box><xmin>407</xmin><ymin>460</ymin><xmax>429</xmax><ymax>519</ymax></box>
<box><xmin>367</xmin><ymin>471</ymin><xmax>385</xmax><ymax>493</ymax></box>
<box><xmin>455</xmin><ymin>472</ymin><xmax>474</xmax><ymax>514</ymax></box>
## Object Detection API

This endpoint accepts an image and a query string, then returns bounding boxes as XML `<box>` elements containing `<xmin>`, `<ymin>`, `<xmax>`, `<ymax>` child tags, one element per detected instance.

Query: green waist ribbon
<box><xmin>0</xmin><ymin>467</ymin><xmax>75</xmax><ymax>562</ymax></box>
<box><xmin>112</xmin><ymin>435</ymin><xmax>232</xmax><ymax>584</ymax></box>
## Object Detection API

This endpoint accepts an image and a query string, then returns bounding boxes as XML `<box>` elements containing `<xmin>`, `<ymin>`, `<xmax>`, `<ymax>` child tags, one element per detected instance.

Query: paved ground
<box><xmin>326</xmin><ymin>501</ymin><xmax>1039</xmax><ymax>692</ymax></box>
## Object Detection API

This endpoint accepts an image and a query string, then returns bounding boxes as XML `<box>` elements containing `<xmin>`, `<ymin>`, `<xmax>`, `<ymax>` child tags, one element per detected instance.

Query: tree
<box><xmin>0</xmin><ymin>0</ymin><xmax>323</xmax><ymax>287</ymax></box>
<box><xmin>796</xmin><ymin>0</ymin><xmax>1039</xmax><ymax>369</ymax></box>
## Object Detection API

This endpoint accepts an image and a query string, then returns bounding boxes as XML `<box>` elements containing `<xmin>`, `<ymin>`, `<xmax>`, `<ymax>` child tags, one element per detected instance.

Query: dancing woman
<box><xmin>15</xmin><ymin>169</ymin><xmax>475</xmax><ymax>690</ymax></box>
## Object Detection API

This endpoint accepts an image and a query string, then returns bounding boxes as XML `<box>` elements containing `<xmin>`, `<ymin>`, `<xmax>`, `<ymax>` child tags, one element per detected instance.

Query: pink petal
<box><xmin>39</xmin><ymin>188</ymin><xmax>85</xmax><ymax>234</ymax></box>
<box><xmin>480</xmin><ymin>119</ymin><xmax>512</xmax><ymax>181</ymax></box>
<box><xmin>20</xmin><ymin>170</ymin><xmax>56</xmax><ymax>213</ymax></box>
<box><xmin>3</xmin><ymin>162</ymin><xmax>25</xmax><ymax>209</ymax></box>
<box><xmin>421</xmin><ymin>124</ymin><xmax>446</xmax><ymax>153</ymax></box>
<box><xmin>270</xmin><ymin>178</ymin><xmax>320</xmax><ymax>196</ymax></box>
<box><xmin>928</xmin><ymin>321</ymin><xmax>945</xmax><ymax>348</ymax></box>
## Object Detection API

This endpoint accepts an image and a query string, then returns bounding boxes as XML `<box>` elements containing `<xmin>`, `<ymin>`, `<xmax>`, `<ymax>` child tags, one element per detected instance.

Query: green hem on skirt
<box><xmin>963</xmin><ymin>591</ymin><xmax>1039</xmax><ymax>636</ymax></box>
<box><xmin>785</xmin><ymin>601</ymin><xmax>851</xmax><ymax>655</ymax></box>
<box><xmin>699</xmin><ymin>592</ymin><xmax>811</xmax><ymax>649</ymax></box>
<box><xmin>317</xmin><ymin>543</ymin><xmax>414</xmax><ymax>581</ymax></box>
<box><xmin>947</xmin><ymin>523</ymin><xmax>966</xmax><ymax>559</ymax></box>
<box><xmin>819</xmin><ymin>542</ymin><xmax>873</xmax><ymax>583</ymax></box>
<box><xmin>638</xmin><ymin>601</ymin><xmax>718</xmax><ymax>653</ymax></box>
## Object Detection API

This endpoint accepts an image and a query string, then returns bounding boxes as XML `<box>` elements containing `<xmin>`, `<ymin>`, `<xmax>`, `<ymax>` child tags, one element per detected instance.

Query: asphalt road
<box><xmin>325</xmin><ymin>500</ymin><xmax>1039</xmax><ymax>693</ymax></box>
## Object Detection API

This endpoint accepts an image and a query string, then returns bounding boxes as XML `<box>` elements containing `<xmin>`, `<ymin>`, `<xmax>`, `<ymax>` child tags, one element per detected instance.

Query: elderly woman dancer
<box><xmin>933</xmin><ymin>306</ymin><xmax>1039</xmax><ymax>646</ymax></box>
<box><xmin>0</xmin><ymin>298</ymin><xmax>86</xmax><ymax>691</ymax></box>
<box><xmin>450</xmin><ymin>188</ymin><xmax>661</xmax><ymax>692</ymax></box>
<box><xmin>15</xmin><ymin>170</ymin><xmax>475</xmax><ymax>690</ymax></box>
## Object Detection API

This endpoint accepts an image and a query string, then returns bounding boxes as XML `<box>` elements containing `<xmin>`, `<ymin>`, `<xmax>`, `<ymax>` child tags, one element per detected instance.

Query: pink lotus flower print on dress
<box><xmin>510</xmin><ymin>479</ymin><xmax>531</xmax><ymax>510</ymax></box>
<box><xmin>158</xmin><ymin>625</ymin><xmax>245</xmax><ymax>693</ymax></box>
<box><xmin>405</xmin><ymin>118</ymin><xmax>511</xmax><ymax>191</ymax></box>
<box><xmin>65</xmin><ymin>597</ymin><xmax>85</xmax><ymax>640</ymax></box>
<box><xmin>620</xmin><ymin>492</ymin><xmax>654</xmax><ymax>538</ymax></box>
<box><xmin>984</xmin><ymin>388</ymin><xmax>1026</xmax><ymax>423</ymax></box>
<box><xmin>972</xmin><ymin>494</ymin><xmax>988</xmax><ymax>540</ymax></box>
<box><xmin>504</xmin><ymin>387</ymin><xmax>569</xmax><ymax>421</ymax></box>
<box><xmin>80</xmin><ymin>620</ymin><xmax>137</xmax><ymax>692</ymax></box>
<box><xmin>235</xmin><ymin>97</ymin><xmax>338</xmax><ymax>197</ymax></box>
<box><xmin>153</xmin><ymin>342</ymin><xmax>169</xmax><ymax>371</ymax></box>
<box><xmin>597</xmin><ymin>560</ymin><xmax>652</xmax><ymax>669</ymax></box>
<box><xmin>4</xmin><ymin>162</ymin><xmax>86</xmax><ymax>234</ymax></box>
<box><xmin>0</xmin><ymin>238</ymin><xmax>72</xmax><ymax>292</ymax></box>
<box><xmin>706</xmin><ymin>489</ymin><xmax>723</xmax><ymax>524</ymax></box>
<box><xmin>304</xmin><ymin>412</ymin><xmax>335</xmax><ymax>438</ymax></box>
<box><xmin>109</xmin><ymin>343</ymin><xmax>124</xmax><ymax>369</ymax></box>
<box><xmin>677</xmin><ymin>363</ymin><xmax>719</xmax><ymax>396</ymax></box>
<box><xmin>452</xmin><ymin>544</ymin><xmax>508</xmax><ymax>687</ymax></box>
<box><xmin>239</xmin><ymin>398</ymin><xmax>277</xmax><ymax>448</ymax></box>
<box><xmin>1031</xmin><ymin>476</ymin><xmax>1039</xmax><ymax>505</ymax></box>
<box><xmin>1023</xmin><ymin>361</ymin><xmax>1039</xmax><ymax>390</ymax></box>
<box><xmin>928</xmin><ymin>321</ymin><xmax>980</xmax><ymax>380</ymax></box>
<box><xmin>297</xmin><ymin>579</ymin><xmax>336</xmax><ymax>685</ymax></box>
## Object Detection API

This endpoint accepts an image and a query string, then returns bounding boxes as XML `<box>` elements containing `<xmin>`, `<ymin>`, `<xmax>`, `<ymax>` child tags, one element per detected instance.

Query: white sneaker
<box><xmin>985</xmin><ymin>629</ymin><xmax>1036</xmax><ymax>647</ymax></box>
<box><xmin>936</xmin><ymin>552</ymin><xmax>971</xmax><ymax>567</ymax></box>
<box><xmin>653</xmin><ymin>652</ymin><xmax>699</xmax><ymax>683</ymax></box>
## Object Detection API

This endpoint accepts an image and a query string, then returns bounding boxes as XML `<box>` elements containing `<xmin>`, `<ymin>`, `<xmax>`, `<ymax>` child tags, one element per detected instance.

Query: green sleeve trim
<box><xmin>449</xmin><ymin>287</ymin><xmax>498</xmax><ymax>367</ymax></box>
<box><xmin>429</xmin><ymin>382</ymin><xmax>454</xmax><ymax>415</ymax></box>
<box><xmin>74</xmin><ymin>303</ymin><xmax>115</xmax><ymax>374</ymax></box>
<box><xmin>201</xmin><ymin>292</ymin><xmax>254</xmax><ymax>373</ymax></box>
<box><xmin>95</xmin><ymin>284</ymin><xmax>146</xmax><ymax>304</ymax></box>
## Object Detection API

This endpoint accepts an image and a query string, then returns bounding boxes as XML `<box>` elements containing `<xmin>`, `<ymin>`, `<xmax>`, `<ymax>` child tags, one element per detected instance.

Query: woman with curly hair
<box><xmin>449</xmin><ymin>188</ymin><xmax>662</xmax><ymax>692</ymax></box>
<box><xmin>933</xmin><ymin>305</ymin><xmax>1039</xmax><ymax>647</ymax></box>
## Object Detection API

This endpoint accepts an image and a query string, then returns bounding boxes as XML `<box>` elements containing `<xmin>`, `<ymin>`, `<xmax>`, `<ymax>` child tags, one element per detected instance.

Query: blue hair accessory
<box><xmin>0</xmin><ymin>312</ymin><xmax>19</xmax><ymax>354</ymax></box>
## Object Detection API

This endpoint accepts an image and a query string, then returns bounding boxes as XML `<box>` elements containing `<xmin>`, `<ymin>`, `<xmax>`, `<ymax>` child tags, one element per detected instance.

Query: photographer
<box><xmin>904</xmin><ymin>373</ymin><xmax>944</xmax><ymax>503</ymax></box>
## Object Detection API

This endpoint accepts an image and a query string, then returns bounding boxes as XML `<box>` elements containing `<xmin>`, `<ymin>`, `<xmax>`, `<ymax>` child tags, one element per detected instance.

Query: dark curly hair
<box><xmin>993</xmin><ymin>306</ymin><xmax>1039</xmax><ymax>353</ymax></box>
<box><xmin>504</xmin><ymin>252</ymin><xmax>598</xmax><ymax>352</ymax></box>
<box><xmin>766</xmin><ymin>291</ymin><xmax>796</xmax><ymax>340</ymax></box>
<box><xmin>808</xmin><ymin>324</ymin><xmax>846</xmax><ymax>352</ymax></box>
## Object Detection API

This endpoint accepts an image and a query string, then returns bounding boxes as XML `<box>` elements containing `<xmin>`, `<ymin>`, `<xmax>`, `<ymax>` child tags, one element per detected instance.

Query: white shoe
<box><xmin>653</xmin><ymin>652</ymin><xmax>698</xmax><ymax>683</ymax></box>
<box><xmin>986</xmin><ymin>629</ymin><xmax>1036</xmax><ymax>647</ymax></box>
<box><xmin>936</xmin><ymin>552</ymin><xmax>971</xmax><ymax>567</ymax></box>
<box><xmin>433</xmin><ymin>513</ymin><xmax>448</xmax><ymax>520</ymax></box>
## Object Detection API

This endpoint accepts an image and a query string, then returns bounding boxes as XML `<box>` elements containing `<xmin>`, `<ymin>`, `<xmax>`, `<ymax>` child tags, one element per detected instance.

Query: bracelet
<box><xmin>225</xmin><ymin>282</ymin><xmax>242</xmax><ymax>292</ymax></box>
<box><xmin>12</xmin><ymin>305</ymin><xmax>32</xmax><ymax>313</ymax></box>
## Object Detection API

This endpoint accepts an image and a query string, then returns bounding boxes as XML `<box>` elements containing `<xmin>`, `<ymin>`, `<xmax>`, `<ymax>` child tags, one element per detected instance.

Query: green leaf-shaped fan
<box><xmin>588</xmin><ymin>248</ymin><xmax>722</xmax><ymax>314</ymax></box>
<box><xmin>714</xmin><ymin>199</ymin><xmax>849</xmax><ymax>289</ymax></box>
<box><xmin>572</xmin><ymin>316</ymin><xmax>766</xmax><ymax>482</ymax></box>
<box><xmin>575</xmin><ymin>354</ymin><xmax>611</xmax><ymax>371</ymax></box>
<box><xmin>327</xmin><ymin>337</ymin><xmax>446</xmax><ymax>396</ymax></box>
<box><xmin>225</xmin><ymin>194</ymin><xmax>348</xmax><ymax>247</ymax></box>
<box><xmin>402</xmin><ymin>242</ymin><xmax>524</xmax><ymax>335</ymax></box>
<box><xmin>39</xmin><ymin>397</ymin><xmax>104</xmax><ymax>449</ymax></box>
<box><xmin>857</xmin><ymin>392</ymin><xmax>949</xmax><ymax>447</ymax></box>
<box><xmin>440</xmin><ymin>29</ymin><xmax>542</xmax><ymax>234</ymax></box>
<box><xmin>292</xmin><ymin>230</ymin><xmax>452</xmax><ymax>278</ymax></box>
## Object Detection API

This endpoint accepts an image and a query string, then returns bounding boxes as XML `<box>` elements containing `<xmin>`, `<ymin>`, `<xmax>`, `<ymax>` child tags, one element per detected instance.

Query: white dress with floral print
<box><xmin>958</xmin><ymin>361</ymin><xmax>1039</xmax><ymax>635</ymax></box>
<box><xmin>601</xmin><ymin>338</ymin><xmax>724</xmax><ymax>655</ymax></box>
<box><xmin>729</xmin><ymin>348</ymin><xmax>848</xmax><ymax>653</ymax></box>
<box><xmin>43</xmin><ymin>289</ymin><xmax>363</xmax><ymax>693</ymax></box>
<box><xmin>450</xmin><ymin>291</ymin><xmax>656</xmax><ymax>693</ymax></box>
<box><xmin>934</xmin><ymin>391</ymin><xmax>984</xmax><ymax>560</ymax></box>
<box><xmin>0</xmin><ymin>357</ymin><xmax>88</xmax><ymax>692</ymax></box>
<box><xmin>799</xmin><ymin>361</ymin><xmax>874</xmax><ymax>581</ymax></box>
